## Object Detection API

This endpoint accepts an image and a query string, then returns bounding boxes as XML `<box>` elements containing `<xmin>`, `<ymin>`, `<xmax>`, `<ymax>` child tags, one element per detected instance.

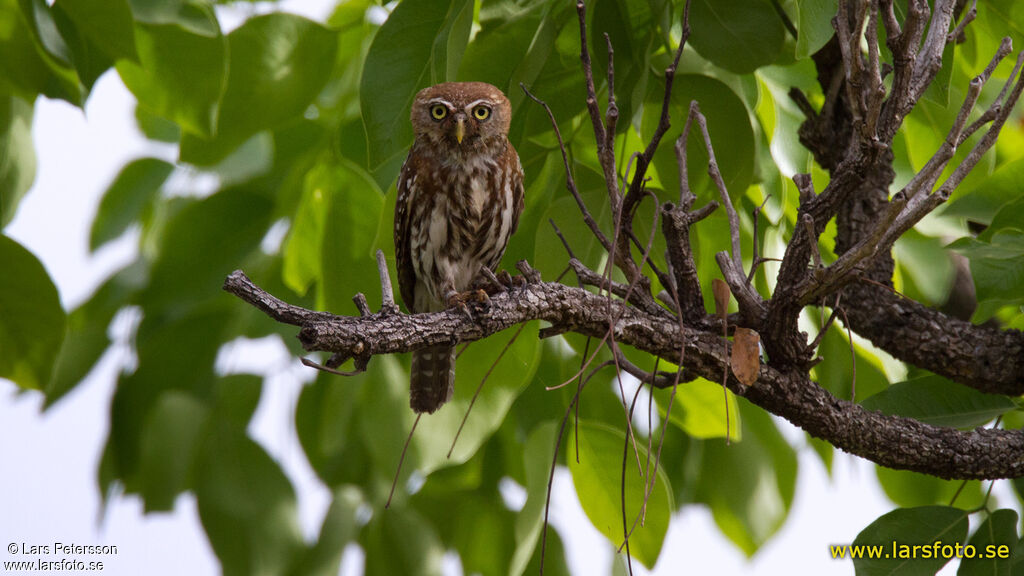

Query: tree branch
<box><xmin>224</xmin><ymin>269</ymin><xmax>1024</xmax><ymax>480</ymax></box>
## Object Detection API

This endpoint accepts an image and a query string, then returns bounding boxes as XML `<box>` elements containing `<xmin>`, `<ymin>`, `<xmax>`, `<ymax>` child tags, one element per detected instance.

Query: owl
<box><xmin>394</xmin><ymin>82</ymin><xmax>525</xmax><ymax>414</ymax></box>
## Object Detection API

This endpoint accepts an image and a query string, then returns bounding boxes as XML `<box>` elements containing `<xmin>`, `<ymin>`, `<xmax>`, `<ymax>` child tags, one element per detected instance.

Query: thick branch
<box><xmin>225</xmin><ymin>270</ymin><xmax>1024</xmax><ymax>480</ymax></box>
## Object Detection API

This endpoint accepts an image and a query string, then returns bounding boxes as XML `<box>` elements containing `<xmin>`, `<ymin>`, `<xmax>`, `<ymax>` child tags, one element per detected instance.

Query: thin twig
<box><xmin>521</xmin><ymin>84</ymin><xmax>612</xmax><ymax>252</ymax></box>
<box><xmin>447</xmin><ymin>324</ymin><xmax>526</xmax><ymax>458</ymax></box>
<box><xmin>300</xmin><ymin>356</ymin><xmax>364</xmax><ymax>377</ymax></box>
<box><xmin>376</xmin><ymin>249</ymin><xmax>399</xmax><ymax>315</ymax></box>
<box><xmin>386</xmin><ymin>413</ymin><xmax>421</xmax><ymax>509</ymax></box>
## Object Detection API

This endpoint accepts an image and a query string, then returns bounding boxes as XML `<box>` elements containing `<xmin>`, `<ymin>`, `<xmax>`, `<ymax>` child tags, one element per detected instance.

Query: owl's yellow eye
<box><xmin>472</xmin><ymin>106</ymin><xmax>491</xmax><ymax>120</ymax></box>
<box><xmin>430</xmin><ymin>105</ymin><xmax>448</xmax><ymax>120</ymax></box>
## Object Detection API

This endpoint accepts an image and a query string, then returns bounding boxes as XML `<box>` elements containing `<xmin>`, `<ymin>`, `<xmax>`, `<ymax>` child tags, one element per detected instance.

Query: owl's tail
<box><xmin>410</xmin><ymin>345</ymin><xmax>455</xmax><ymax>413</ymax></box>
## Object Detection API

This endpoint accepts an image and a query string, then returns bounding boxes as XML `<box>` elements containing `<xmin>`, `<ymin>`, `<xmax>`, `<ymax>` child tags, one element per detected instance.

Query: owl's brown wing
<box><xmin>394</xmin><ymin>155</ymin><xmax>417</xmax><ymax>313</ymax></box>
<box><xmin>508</xmin><ymin>145</ymin><xmax>525</xmax><ymax>236</ymax></box>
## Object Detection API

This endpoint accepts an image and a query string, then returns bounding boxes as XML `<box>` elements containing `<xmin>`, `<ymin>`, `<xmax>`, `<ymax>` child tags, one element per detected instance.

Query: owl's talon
<box><xmin>446</xmin><ymin>288</ymin><xmax>490</xmax><ymax>311</ymax></box>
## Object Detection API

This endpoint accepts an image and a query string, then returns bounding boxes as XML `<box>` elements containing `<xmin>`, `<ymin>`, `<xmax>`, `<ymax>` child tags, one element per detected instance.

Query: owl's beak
<box><xmin>455</xmin><ymin>116</ymin><xmax>466</xmax><ymax>144</ymax></box>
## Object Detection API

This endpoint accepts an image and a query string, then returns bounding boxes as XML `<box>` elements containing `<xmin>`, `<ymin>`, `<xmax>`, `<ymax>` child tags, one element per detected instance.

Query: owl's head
<box><xmin>411</xmin><ymin>82</ymin><xmax>512</xmax><ymax>149</ymax></box>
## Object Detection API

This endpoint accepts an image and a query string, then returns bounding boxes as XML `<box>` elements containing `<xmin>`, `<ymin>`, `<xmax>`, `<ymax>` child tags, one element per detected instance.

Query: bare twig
<box><xmin>447</xmin><ymin>324</ymin><xmax>526</xmax><ymax>458</ymax></box>
<box><xmin>521</xmin><ymin>84</ymin><xmax>612</xmax><ymax>252</ymax></box>
<box><xmin>386</xmin><ymin>413</ymin><xmax>421</xmax><ymax>509</ymax></box>
<box><xmin>300</xmin><ymin>356</ymin><xmax>365</xmax><ymax>377</ymax></box>
<box><xmin>376</xmin><ymin>249</ymin><xmax>399</xmax><ymax>315</ymax></box>
<box><xmin>353</xmin><ymin>293</ymin><xmax>371</xmax><ymax>317</ymax></box>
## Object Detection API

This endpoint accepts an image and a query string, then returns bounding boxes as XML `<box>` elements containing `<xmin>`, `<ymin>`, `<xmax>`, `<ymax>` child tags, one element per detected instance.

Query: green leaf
<box><xmin>814</xmin><ymin>321</ymin><xmax>891</xmax><ymax>403</ymax></box>
<box><xmin>860</xmin><ymin>374</ymin><xmax>1017</xmax><ymax>429</ymax></box>
<box><xmin>360</xmin><ymin>0</ymin><xmax>474</xmax><ymax>169</ymax></box>
<box><xmin>13</xmin><ymin>0</ymin><xmax>84</xmax><ymax>105</ymax></box>
<box><xmin>362</xmin><ymin>507</ymin><xmax>444</xmax><ymax>576</ymax></box>
<box><xmin>657</xmin><ymin>377</ymin><xmax>741</xmax><ymax>441</ymax></box>
<box><xmin>0</xmin><ymin>235</ymin><xmax>66</xmax><ymax>390</ymax></box>
<box><xmin>852</xmin><ymin>506</ymin><xmax>969</xmax><ymax>575</ymax></box>
<box><xmin>295</xmin><ymin>487</ymin><xmax>363</xmax><ymax>576</ymax></box>
<box><xmin>644</xmin><ymin>74</ymin><xmax>755</xmax><ymax>222</ymax></box>
<box><xmin>695</xmin><ymin>402</ymin><xmax>797</xmax><ymax>556</ymax></box>
<box><xmin>317</xmin><ymin>161</ymin><xmax>385</xmax><ymax>314</ymax></box>
<box><xmin>180</xmin><ymin>13</ymin><xmax>339</xmax><ymax>165</ymax></box>
<box><xmin>795</xmin><ymin>0</ymin><xmax>838</xmax><ymax>59</ymax></box>
<box><xmin>109</xmin><ymin>305</ymin><xmax>230</xmax><ymax>486</ymax></box>
<box><xmin>138</xmin><ymin>390</ymin><xmax>209</xmax><ymax>512</ymax></box>
<box><xmin>894</xmin><ymin>230</ymin><xmax>955</xmax><ymax>306</ymax></box>
<box><xmin>0</xmin><ymin>96</ymin><xmax>36</xmax><ymax>227</ymax></box>
<box><xmin>958</xmin><ymin>509</ymin><xmax>1017</xmax><ymax>576</ymax></box>
<box><xmin>127</xmin><ymin>0</ymin><xmax>218</xmax><ymax>35</ymax></box>
<box><xmin>0</xmin><ymin>0</ymin><xmax>62</xmax><ymax>100</ymax></box>
<box><xmin>55</xmin><ymin>0</ymin><xmax>137</xmax><ymax>62</ymax></box>
<box><xmin>414</xmin><ymin>324</ymin><xmax>542</xmax><ymax>474</ymax></box>
<box><xmin>923</xmin><ymin>41</ymin><xmax>954</xmax><ymax>107</ymax></box>
<box><xmin>951</xmin><ymin>230</ymin><xmax>1024</xmax><ymax>314</ymax></box>
<box><xmin>509</xmin><ymin>422</ymin><xmax>557</xmax><ymax>576</ymax></box>
<box><xmin>458</xmin><ymin>0</ymin><xmax>568</xmax><ymax>99</ymax></box>
<box><xmin>45</xmin><ymin>261</ymin><xmax>145</xmax><ymax>407</ymax></box>
<box><xmin>49</xmin><ymin>0</ymin><xmax>114</xmax><ymax>91</ymax></box>
<box><xmin>116</xmin><ymin>6</ymin><xmax>226</xmax><ymax>137</ymax></box>
<box><xmin>90</xmin><ymin>157</ymin><xmax>173</xmax><ymax>252</ymax></box>
<box><xmin>985</xmin><ymin>196</ymin><xmax>1024</xmax><ymax>240</ymax></box>
<box><xmin>876</xmin><ymin>467</ymin><xmax>984</xmax><ymax>510</ymax></box>
<box><xmin>282</xmin><ymin>165</ymin><xmax>333</xmax><ymax>296</ymax></box>
<box><xmin>568</xmin><ymin>420</ymin><xmax>673</xmax><ymax>569</ymax></box>
<box><xmin>195</xmin><ymin>420</ymin><xmax>305</xmax><ymax>576</ymax></box>
<box><xmin>689</xmin><ymin>0</ymin><xmax>786</xmax><ymax>74</ymax></box>
<box><xmin>143</xmin><ymin>186</ymin><xmax>274</xmax><ymax>311</ymax></box>
<box><xmin>134</xmin><ymin>103</ymin><xmax>180</xmax><ymax>142</ymax></box>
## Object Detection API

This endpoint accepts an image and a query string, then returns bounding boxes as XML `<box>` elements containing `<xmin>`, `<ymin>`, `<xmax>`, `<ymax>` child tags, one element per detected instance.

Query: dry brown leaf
<box><xmin>711</xmin><ymin>278</ymin><xmax>730</xmax><ymax>320</ymax></box>
<box><xmin>731</xmin><ymin>327</ymin><xmax>761</xmax><ymax>386</ymax></box>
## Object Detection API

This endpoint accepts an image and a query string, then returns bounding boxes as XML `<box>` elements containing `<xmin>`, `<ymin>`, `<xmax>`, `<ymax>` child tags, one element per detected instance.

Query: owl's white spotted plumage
<box><xmin>394</xmin><ymin>82</ymin><xmax>524</xmax><ymax>414</ymax></box>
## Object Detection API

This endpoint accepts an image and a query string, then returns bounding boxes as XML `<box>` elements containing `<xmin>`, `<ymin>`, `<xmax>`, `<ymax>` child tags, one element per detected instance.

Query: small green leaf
<box><xmin>984</xmin><ymin>196</ymin><xmax>1024</xmax><ymax>240</ymax></box>
<box><xmin>15</xmin><ymin>0</ymin><xmax>85</xmax><ymax>105</ymax></box>
<box><xmin>852</xmin><ymin>506</ymin><xmax>969</xmax><ymax>576</ymax></box>
<box><xmin>180</xmin><ymin>13</ymin><xmax>339</xmax><ymax>165</ymax></box>
<box><xmin>55</xmin><ymin>0</ymin><xmax>137</xmax><ymax>62</ymax></box>
<box><xmin>360</xmin><ymin>0</ymin><xmax>474</xmax><ymax>169</ymax></box>
<box><xmin>568</xmin><ymin>420</ymin><xmax>673</xmax><ymax>569</ymax></box>
<box><xmin>690</xmin><ymin>0</ymin><xmax>786</xmax><ymax>74</ymax></box>
<box><xmin>814</xmin><ymin>321</ymin><xmax>891</xmax><ymax>403</ymax></box>
<box><xmin>116</xmin><ymin>6</ymin><xmax>226</xmax><ymax>137</ymax></box>
<box><xmin>195</xmin><ymin>420</ymin><xmax>305</xmax><ymax>576</ymax></box>
<box><xmin>0</xmin><ymin>235</ymin><xmax>66</xmax><ymax>390</ymax></box>
<box><xmin>49</xmin><ymin>1</ymin><xmax>114</xmax><ymax>91</ymax></box>
<box><xmin>362</xmin><ymin>507</ymin><xmax>444</xmax><ymax>576</ymax></box>
<box><xmin>923</xmin><ymin>42</ymin><xmax>954</xmax><ymax>107</ymax></box>
<box><xmin>509</xmin><ymin>422</ymin><xmax>557</xmax><ymax>576</ymax></box>
<box><xmin>143</xmin><ymin>186</ymin><xmax>274</xmax><ymax>311</ymax></box>
<box><xmin>876</xmin><ymin>467</ymin><xmax>984</xmax><ymax>510</ymax></box>
<box><xmin>414</xmin><ymin>324</ymin><xmax>541</xmax><ymax>474</ymax></box>
<box><xmin>950</xmin><ymin>230</ymin><xmax>1024</xmax><ymax>313</ymax></box>
<box><xmin>295</xmin><ymin>487</ymin><xmax>363</xmax><ymax>576</ymax></box>
<box><xmin>695</xmin><ymin>403</ymin><xmax>797</xmax><ymax>556</ymax></box>
<box><xmin>134</xmin><ymin>103</ymin><xmax>180</xmax><ymax>142</ymax></box>
<box><xmin>644</xmin><ymin>74</ymin><xmax>755</xmax><ymax>219</ymax></box>
<box><xmin>282</xmin><ymin>166</ymin><xmax>332</xmax><ymax>296</ymax></box>
<box><xmin>317</xmin><ymin>161</ymin><xmax>385</xmax><ymax>314</ymax></box>
<box><xmin>138</xmin><ymin>390</ymin><xmax>209</xmax><ymax>512</ymax></box>
<box><xmin>657</xmin><ymin>377</ymin><xmax>741</xmax><ymax>441</ymax></box>
<box><xmin>127</xmin><ymin>0</ymin><xmax>220</xmax><ymax>36</ymax></box>
<box><xmin>90</xmin><ymin>157</ymin><xmax>173</xmax><ymax>252</ymax></box>
<box><xmin>860</xmin><ymin>374</ymin><xmax>1017</xmax><ymax>429</ymax></box>
<box><xmin>45</xmin><ymin>261</ymin><xmax>145</xmax><ymax>407</ymax></box>
<box><xmin>795</xmin><ymin>0</ymin><xmax>838</xmax><ymax>59</ymax></box>
<box><xmin>958</xmin><ymin>509</ymin><xmax>1017</xmax><ymax>576</ymax></box>
<box><xmin>0</xmin><ymin>96</ymin><xmax>36</xmax><ymax>227</ymax></box>
<box><xmin>946</xmin><ymin>149</ymin><xmax>1024</xmax><ymax>224</ymax></box>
